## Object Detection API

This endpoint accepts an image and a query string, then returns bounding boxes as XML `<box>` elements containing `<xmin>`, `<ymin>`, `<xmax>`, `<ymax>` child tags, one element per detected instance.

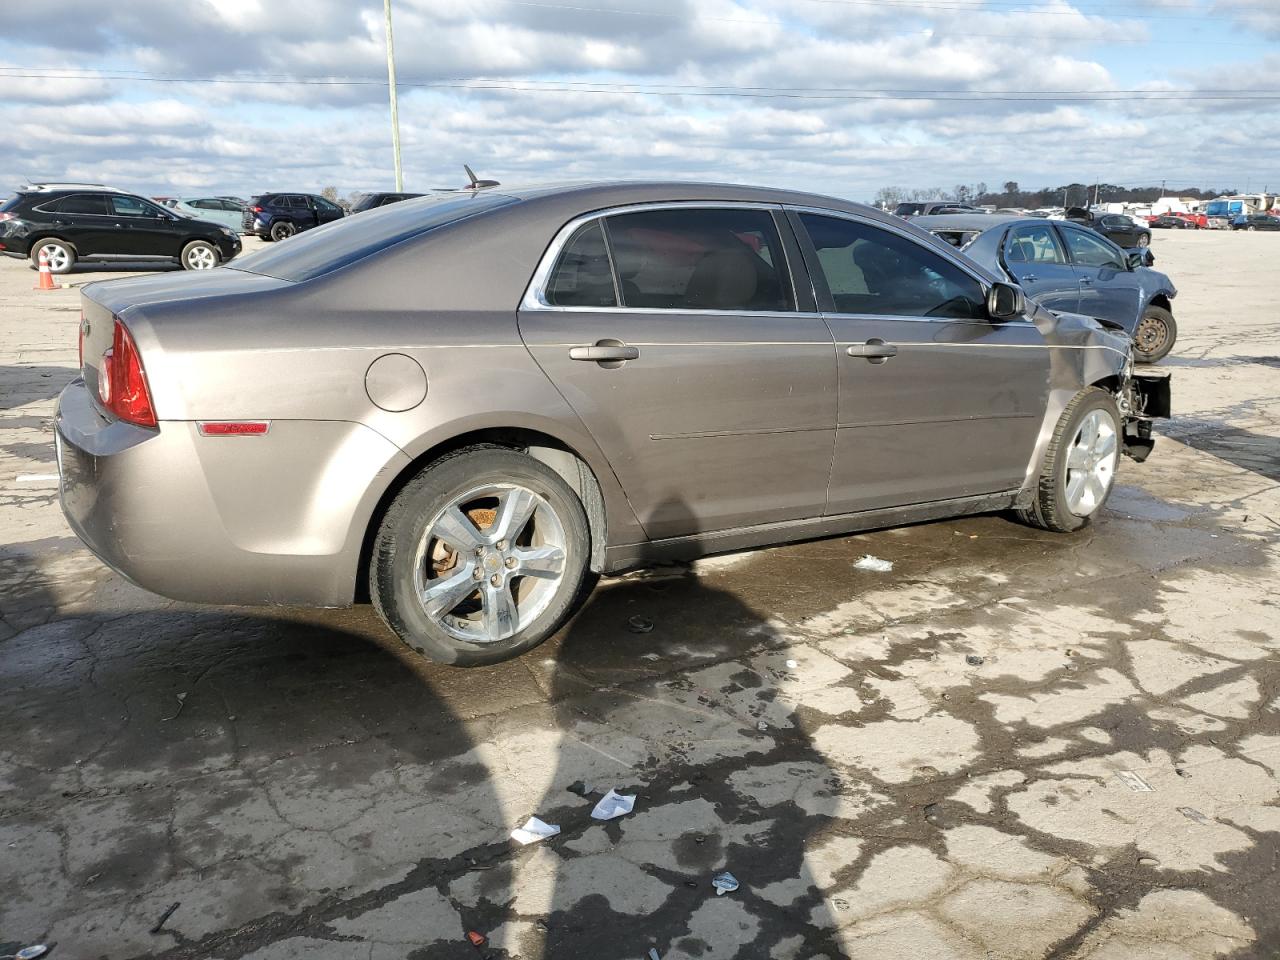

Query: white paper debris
<box><xmin>712</xmin><ymin>871</ymin><xmax>740</xmax><ymax>896</ymax></box>
<box><xmin>785</xmin><ymin>659</ymin><xmax>799</xmax><ymax>669</ymax></box>
<box><xmin>853</xmin><ymin>555</ymin><xmax>893</xmax><ymax>572</ymax></box>
<box><xmin>590</xmin><ymin>789</ymin><xmax>636</xmax><ymax>821</ymax></box>
<box><xmin>510</xmin><ymin>816</ymin><xmax>561</xmax><ymax>845</ymax></box>
<box><xmin>1116</xmin><ymin>771</ymin><xmax>1154</xmax><ymax>792</ymax></box>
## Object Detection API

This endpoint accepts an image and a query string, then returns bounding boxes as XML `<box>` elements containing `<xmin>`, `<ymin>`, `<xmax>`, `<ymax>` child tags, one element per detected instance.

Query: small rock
<box><xmin>628</xmin><ymin>616</ymin><xmax>655</xmax><ymax>634</ymax></box>
<box><xmin>965</xmin><ymin>654</ymin><xmax>985</xmax><ymax>667</ymax></box>
<box><xmin>1138</xmin><ymin>856</ymin><xmax>1160</xmax><ymax>867</ymax></box>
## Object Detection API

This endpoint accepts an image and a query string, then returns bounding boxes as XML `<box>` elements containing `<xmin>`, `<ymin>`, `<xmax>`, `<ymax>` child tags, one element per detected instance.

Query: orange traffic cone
<box><xmin>33</xmin><ymin>248</ymin><xmax>59</xmax><ymax>291</ymax></box>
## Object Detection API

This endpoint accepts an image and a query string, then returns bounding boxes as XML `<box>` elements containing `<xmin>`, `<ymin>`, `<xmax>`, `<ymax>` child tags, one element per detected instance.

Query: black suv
<box><xmin>349</xmin><ymin>192</ymin><xmax>424</xmax><ymax>213</ymax></box>
<box><xmin>244</xmin><ymin>193</ymin><xmax>345</xmax><ymax>240</ymax></box>
<box><xmin>1064</xmin><ymin>208</ymin><xmax>1152</xmax><ymax>248</ymax></box>
<box><xmin>0</xmin><ymin>183</ymin><xmax>241</xmax><ymax>273</ymax></box>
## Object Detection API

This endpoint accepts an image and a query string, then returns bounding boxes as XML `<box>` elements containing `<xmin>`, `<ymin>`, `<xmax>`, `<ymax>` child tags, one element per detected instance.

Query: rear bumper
<box><xmin>56</xmin><ymin>378</ymin><xmax>410</xmax><ymax>607</ymax></box>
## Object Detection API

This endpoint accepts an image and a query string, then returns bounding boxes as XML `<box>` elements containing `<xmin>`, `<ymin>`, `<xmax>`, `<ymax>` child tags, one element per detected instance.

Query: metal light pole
<box><xmin>383</xmin><ymin>0</ymin><xmax>404</xmax><ymax>191</ymax></box>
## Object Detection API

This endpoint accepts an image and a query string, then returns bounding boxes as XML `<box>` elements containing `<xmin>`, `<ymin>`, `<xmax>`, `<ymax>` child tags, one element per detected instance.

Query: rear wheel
<box><xmin>1017</xmin><ymin>388</ymin><xmax>1121</xmax><ymax>533</ymax></box>
<box><xmin>371</xmin><ymin>448</ymin><xmax>591</xmax><ymax>666</ymax></box>
<box><xmin>1133</xmin><ymin>305</ymin><xmax>1177</xmax><ymax>364</ymax></box>
<box><xmin>29</xmin><ymin>238</ymin><xmax>75</xmax><ymax>274</ymax></box>
<box><xmin>181</xmin><ymin>240</ymin><xmax>219</xmax><ymax>270</ymax></box>
<box><xmin>269</xmin><ymin>220</ymin><xmax>296</xmax><ymax>242</ymax></box>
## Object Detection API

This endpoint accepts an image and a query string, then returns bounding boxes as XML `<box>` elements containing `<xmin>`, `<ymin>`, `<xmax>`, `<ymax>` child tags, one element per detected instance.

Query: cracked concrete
<box><xmin>2</xmin><ymin>234</ymin><xmax>1278</xmax><ymax>958</ymax></box>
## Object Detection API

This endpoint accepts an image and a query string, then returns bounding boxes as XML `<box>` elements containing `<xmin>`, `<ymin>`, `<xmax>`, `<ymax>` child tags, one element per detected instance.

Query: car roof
<box><xmin>911</xmin><ymin>213</ymin><xmax>1026</xmax><ymax>231</ymax></box>
<box><xmin>18</xmin><ymin>182</ymin><xmax>126</xmax><ymax>194</ymax></box>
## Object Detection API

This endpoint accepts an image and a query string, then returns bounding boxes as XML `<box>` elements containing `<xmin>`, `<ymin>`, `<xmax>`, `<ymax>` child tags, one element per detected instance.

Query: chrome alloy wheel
<box><xmin>413</xmin><ymin>483</ymin><xmax>568</xmax><ymax>643</ymax></box>
<box><xmin>186</xmin><ymin>244</ymin><xmax>218</xmax><ymax>269</ymax></box>
<box><xmin>37</xmin><ymin>242</ymin><xmax>71</xmax><ymax>272</ymax></box>
<box><xmin>1064</xmin><ymin>409</ymin><xmax>1118</xmax><ymax>517</ymax></box>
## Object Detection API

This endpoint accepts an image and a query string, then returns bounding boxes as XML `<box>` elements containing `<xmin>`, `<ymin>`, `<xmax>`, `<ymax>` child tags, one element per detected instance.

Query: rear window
<box><xmin>894</xmin><ymin>203</ymin><xmax>924</xmax><ymax>216</ymax></box>
<box><xmin>0</xmin><ymin>194</ymin><xmax>26</xmax><ymax>213</ymax></box>
<box><xmin>229</xmin><ymin>191</ymin><xmax>517</xmax><ymax>282</ymax></box>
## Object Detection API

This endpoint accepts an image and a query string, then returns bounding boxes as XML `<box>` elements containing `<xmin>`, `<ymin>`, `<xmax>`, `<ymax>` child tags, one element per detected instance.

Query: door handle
<box><xmin>1021</xmin><ymin>274</ymin><xmax>1038</xmax><ymax>282</ymax></box>
<box><xmin>846</xmin><ymin>340</ymin><xmax>898</xmax><ymax>363</ymax></box>
<box><xmin>569</xmin><ymin>340</ymin><xmax>639</xmax><ymax>365</ymax></box>
<box><xmin>1079</xmin><ymin>277</ymin><xmax>1094</xmax><ymax>285</ymax></box>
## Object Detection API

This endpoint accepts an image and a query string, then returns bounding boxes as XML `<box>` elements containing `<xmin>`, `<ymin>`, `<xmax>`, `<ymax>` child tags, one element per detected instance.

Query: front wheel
<box><xmin>1136</xmin><ymin>233</ymin><xmax>1150</xmax><ymax>247</ymax></box>
<box><xmin>1133</xmin><ymin>305</ymin><xmax>1177</xmax><ymax>364</ymax></box>
<box><xmin>370</xmin><ymin>447</ymin><xmax>591</xmax><ymax>666</ymax></box>
<box><xmin>181</xmin><ymin>240</ymin><xmax>219</xmax><ymax>270</ymax></box>
<box><xmin>1017</xmin><ymin>388</ymin><xmax>1121</xmax><ymax>534</ymax></box>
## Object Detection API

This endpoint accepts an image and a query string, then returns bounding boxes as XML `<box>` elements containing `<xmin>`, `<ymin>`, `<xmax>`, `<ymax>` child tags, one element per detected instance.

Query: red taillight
<box><xmin>251</xmin><ymin>205</ymin><xmax>262</xmax><ymax>213</ymax></box>
<box><xmin>97</xmin><ymin>319</ymin><xmax>157</xmax><ymax>428</ymax></box>
<box><xmin>0</xmin><ymin>212</ymin><xmax>16</xmax><ymax>222</ymax></box>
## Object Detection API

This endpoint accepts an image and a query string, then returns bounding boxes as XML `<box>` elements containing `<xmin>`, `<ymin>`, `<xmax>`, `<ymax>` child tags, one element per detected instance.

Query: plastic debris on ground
<box><xmin>756</xmin><ymin>720</ymin><xmax>769</xmax><ymax>731</ymax></box>
<box><xmin>649</xmin><ymin>949</ymin><xmax>662</xmax><ymax>960</ymax></box>
<box><xmin>150</xmin><ymin>901</ymin><xmax>180</xmax><ymax>934</ymax></box>
<box><xmin>641</xmin><ymin>652</ymin><xmax>662</xmax><ymax>661</ymax></box>
<box><xmin>711</xmin><ymin>871</ymin><xmax>740</xmax><ymax>896</ymax></box>
<box><xmin>628</xmin><ymin>615</ymin><xmax>655</xmax><ymax>634</ymax></box>
<box><xmin>10</xmin><ymin>947</ymin><xmax>50</xmax><ymax>960</ymax></box>
<box><xmin>853</xmin><ymin>555</ymin><xmax>893</xmax><ymax>572</ymax></box>
<box><xmin>1116</xmin><ymin>771</ymin><xmax>1154</xmax><ymax>792</ymax></box>
<box><xmin>466</xmin><ymin>930</ymin><xmax>487</xmax><ymax>947</ymax></box>
<box><xmin>1178</xmin><ymin>806</ymin><xmax>1211</xmax><ymax>824</ymax></box>
<box><xmin>784</xmin><ymin>658</ymin><xmax>799</xmax><ymax>669</ymax></box>
<box><xmin>590</xmin><ymin>788</ymin><xmax>637</xmax><ymax>820</ymax></box>
<box><xmin>567</xmin><ymin>780</ymin><xmax>596</xmax><ymax>797</ymax></box>
<box><xmin>510</xmin><ymin>816</ymin><xmax>561</xmax><ymax>845</ymax></box>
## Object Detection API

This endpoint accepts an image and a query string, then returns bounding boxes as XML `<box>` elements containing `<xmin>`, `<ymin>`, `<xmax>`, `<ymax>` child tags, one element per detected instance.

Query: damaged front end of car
<box><xmin>1117</xmin><ymin>364</ymin><xmax>1172</xmax><ymax>463</ymax></box>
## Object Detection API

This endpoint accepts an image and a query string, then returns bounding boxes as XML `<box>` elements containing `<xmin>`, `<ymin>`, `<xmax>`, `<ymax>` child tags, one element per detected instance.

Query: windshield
<box><xmin>1205</xmin><ymin>201</ymin><xmax>1228</xmax><ymax>216</ymax></box>
<box><xmin>229</xmin><ymin>191</ymin><xmax>518</xmax><ymax>282</ymax></box>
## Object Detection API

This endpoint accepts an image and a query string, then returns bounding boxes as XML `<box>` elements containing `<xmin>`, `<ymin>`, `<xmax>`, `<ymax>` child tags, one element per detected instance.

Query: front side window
<box><xmin>111</xmin><ymin>195</ymin><xmax>162</xmax><ymax>218</ymax></box>
<box><xmin>1005</xmin><ymin>223</ymin><xmax>1066</xmax><ymax>264</ymax></box>
<box><xmin>546</xmin><ymin>221</ymin><xmax>617</xmax><ymax>307</ymax></box>
<box><xmin>315</xmin><ymin>197</ymin><xmax>341</xmax><ymax>213</ymax></box>
<box><xmin>1062</xmin><ymin>227</ymin><xmax>1124</xmax><ymax>269</ymax></box>
<box><xmin>603</xmin><ymin>207</ymin><xmax>793</xmax><ymax>312</ymax></box>
<box><xmin>799</xmin><ymin>213</ymin><xmax>986</xmax><ymax>319</ymax></box>
<box><xmin>55</xmin><ymin>194</ymin><xmax>110</xmax><ymax>215</ymax></box>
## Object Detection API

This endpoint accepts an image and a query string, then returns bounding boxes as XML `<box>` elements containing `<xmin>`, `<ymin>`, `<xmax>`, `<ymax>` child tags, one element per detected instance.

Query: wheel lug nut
<box><xmin>497</xmin><ymin>539</ymin><xmax>508</xmax><ymax>550</ymax></box>
<box><xmin>474</xmin><ymin>546</ymin><xmax>484</xmax><ymax>557</ymax></box>
<box><xmin>490</xmin><ymin>574</ymin><xmax>501</xmax><ymax>586</ymax></box>
<box><xmin>472</xmin><ymin>566</ymin><xmax>482</xmax><ymax>579</ymax></box>
<box><xmin>505</xmin><ymin>557</ymin><xmax>518</xmax><ymax>569</ymax></box>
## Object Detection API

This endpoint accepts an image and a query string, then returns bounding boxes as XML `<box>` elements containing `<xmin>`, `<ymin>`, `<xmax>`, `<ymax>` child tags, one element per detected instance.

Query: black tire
<box><xmin>269</xmin><ymin>220</ymin><xmax>296</xmax><ymax>242</ymax></box>
<box><xmin>1136</xmin><ymin>233</ymin><xmax>1150</xmax><ymax>247</ymax></box>
<box><xmin>1133</xmin><ymin>305</ymin><xmax>1177</xmax><ymax>364</ymax></box>
<box><xmin>370</xmin><ymin>447</ymin><xmax>591</xmax><ymax>666</ymax></box>
<box><xmin>28</xmin><ymin>238</ymin><xmax>76</xmax><ymax>274</ymax></box>
<box><xmin>180</xmin><ymin>240</ymin><xmax>219</xmax><ymax>270</ymax></box>
<box><xmin>1017</xmin><ymin>387</ymin><xmax>1122</xmax><ymax>534</ymax></box>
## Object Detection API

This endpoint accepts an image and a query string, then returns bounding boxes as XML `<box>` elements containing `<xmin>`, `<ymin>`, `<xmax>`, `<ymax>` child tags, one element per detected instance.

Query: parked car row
<box><xmin>0</xmin><ymin>176</ymin><xmax>481</xmax><ymax>273</ymax></box>
<box><xmin>0</xmin><ymin>183</ymin><xmax>241</xmax><ymax>273</ymax></box>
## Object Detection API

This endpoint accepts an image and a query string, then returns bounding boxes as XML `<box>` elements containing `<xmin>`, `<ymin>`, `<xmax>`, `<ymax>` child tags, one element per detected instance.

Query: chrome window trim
<box><xmin>521</xmin><ymin>201</ymin><xmax>802</xmax><ymax>316</ymax></box>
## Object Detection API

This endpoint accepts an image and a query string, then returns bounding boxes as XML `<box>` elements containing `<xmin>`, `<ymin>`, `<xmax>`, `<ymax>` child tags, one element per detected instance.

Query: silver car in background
<box><xmin>169</xmin><ymin>196</ymin><xmax>247</xmax><ymax>233</ymax></box>
<box><xmin>56</xmin><ymin>182</ymin><xmax>1171</xmax><ymax>666</ymax></box>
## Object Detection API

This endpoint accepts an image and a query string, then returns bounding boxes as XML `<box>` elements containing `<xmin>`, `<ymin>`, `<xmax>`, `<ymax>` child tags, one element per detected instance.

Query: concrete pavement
<box><xmin>1</xmin><ymin>233</ymin><xmax>1278</xmax><ymax>958</ymax></box>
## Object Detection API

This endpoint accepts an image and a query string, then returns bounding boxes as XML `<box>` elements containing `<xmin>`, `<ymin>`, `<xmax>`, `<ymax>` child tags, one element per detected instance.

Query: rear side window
<box><xmin>546</xmin><ymin>221</ymin><xmax>617</xmax><ymax>307</ymax></box>
<box><xmin>0</xmin><ymin>194</ymin><xmax>25</xmax><ymax>213</ymax></box>
<box><xmin>604</xmin><ymin>208</ymin><xmax>793</xmax><ymax>312</ymax></box>
<box><xmin>1005</xmin><ymin>223</ymin><xmax>1066</xmax><ymax>264</ymax></box>
<box><xmin>799</xmin><ymin>213</ymin><xmax>985</xmax><ymax>320</ymax></box>
<box><xmin>229</xmin><ymin>191</ymin><xmax>517</xmax><ymax>282</ymax></box>
<box><xmin>54</xmin><ymin>194</ymin><xmax>111</xmax><ymax>215</ymax></box>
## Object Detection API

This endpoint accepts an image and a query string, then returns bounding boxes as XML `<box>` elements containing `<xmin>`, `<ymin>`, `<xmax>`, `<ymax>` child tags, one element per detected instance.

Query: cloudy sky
<box><xmin>1</xmin><ymin>0</ymin><xmax>1277</xmax><ymax>201</ymax></box>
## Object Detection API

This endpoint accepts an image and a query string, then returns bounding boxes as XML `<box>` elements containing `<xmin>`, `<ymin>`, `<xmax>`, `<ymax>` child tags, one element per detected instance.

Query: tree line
<box><xmin>873</xmin><ymin>182</ymin><xmax>1240</xmax><ymax>209</ymax></box>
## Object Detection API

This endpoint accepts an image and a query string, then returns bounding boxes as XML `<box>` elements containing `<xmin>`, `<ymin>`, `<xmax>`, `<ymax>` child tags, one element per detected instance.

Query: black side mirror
<box><xmin>987</xmin><ymin>281</ymin><xmax>1025</xmax><ymax>321</ymax></box>
<box><xmin>1126</xmin><ymin>251</ymin><xmax>1145</xmax><ymax>270</ymax></box>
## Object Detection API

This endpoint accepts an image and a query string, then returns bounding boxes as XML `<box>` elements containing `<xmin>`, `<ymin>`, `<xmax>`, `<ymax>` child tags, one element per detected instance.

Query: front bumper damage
<box><xmin>1119</xmin><ymin>371</ymin><xmax>1172</xmax><ymax>463</ymax></box>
